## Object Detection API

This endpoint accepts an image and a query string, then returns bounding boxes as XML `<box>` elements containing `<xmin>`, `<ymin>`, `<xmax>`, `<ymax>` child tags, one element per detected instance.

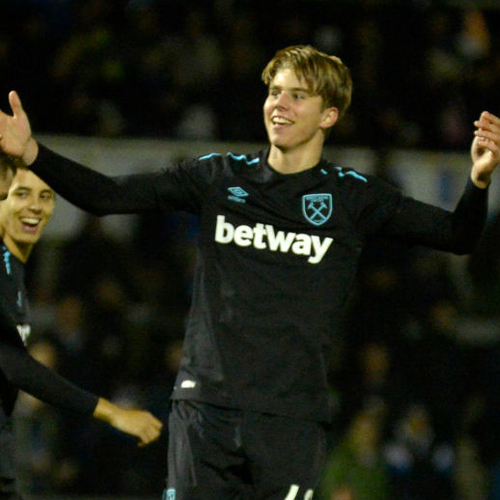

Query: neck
<box><xmin>3</xmin><ymin>237</ymin><xmax>32</xmax><ymax>264</ymax></box>
<box><xmin>267</xmin><ymin>145</ymin><xmax>322</xmax><ymax>174</ymax></box>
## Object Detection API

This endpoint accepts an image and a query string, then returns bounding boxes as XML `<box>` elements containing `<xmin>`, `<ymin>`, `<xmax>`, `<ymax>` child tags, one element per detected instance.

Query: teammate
<box><xmin>0</xmin><ymin>166</ymin><xmax>163</xmax><ymax>499</ymax></box>
<box><xmin>0</xmin><ymin>45</ymin><xmax>499</xmax><ymax>500</ymax></box>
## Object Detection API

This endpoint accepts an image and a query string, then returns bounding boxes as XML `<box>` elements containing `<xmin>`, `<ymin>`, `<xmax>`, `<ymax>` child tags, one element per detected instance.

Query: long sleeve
<box><xmin>31</xmin><ymin>144</ymin><xmax>161</xmax><ymax>215</ymax></box>
<box><xmin>356</xmin><ymin>175</ymin><xmax>489</xmax><ymax>255</ymax></box>
<box><xmin>0</xmin><ymin>249</ymin><xmax>98</xmax><ymax>416</ymax></box>
<box><xmin>0</xmin><ymin>333</ymin><xmax>98</xmax><ymax>415</ymax></box>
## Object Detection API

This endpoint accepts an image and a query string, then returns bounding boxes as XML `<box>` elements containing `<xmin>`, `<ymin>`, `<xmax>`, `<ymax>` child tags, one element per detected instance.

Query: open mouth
<box><xmin>272</xmin><ymin>116</ymin><xmax>293</xmax><ymax>126</ymax></box>
<box><xmin>20</xmin><ymin>217</ymin><xmax>41</xmax><ymax>233</ymax></box>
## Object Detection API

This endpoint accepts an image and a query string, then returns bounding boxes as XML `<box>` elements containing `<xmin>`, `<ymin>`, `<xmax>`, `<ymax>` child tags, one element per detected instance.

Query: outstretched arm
<box><xmin>372</xmin><ymin>112</ymin><xmax>500</xmax><ymax>254</ymax></box>
<box><xmin>471</xmin><ymin>111</ymin><xmax>500</xmax><ymax>188</ymax></box>
<box><xmin>0</xmin><ymin>336</ymin><xmax>162</xmax><ymax>447</ymax></box>
<box><xmin>0</xmin><ymin>91</ymin><xmax>38</xmax><ymax>165</ymax></box>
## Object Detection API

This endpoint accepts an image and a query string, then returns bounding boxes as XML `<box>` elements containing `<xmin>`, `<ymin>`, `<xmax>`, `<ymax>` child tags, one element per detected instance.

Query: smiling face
<box><xmin>0</xmin><ymin>169</ymin><xmax>55</xmax><ymax>262</ymax></box>
<box><xmin>263</xmin><ymin>68</ymin><xmax>338</xmax><ymax>158</ymax></box>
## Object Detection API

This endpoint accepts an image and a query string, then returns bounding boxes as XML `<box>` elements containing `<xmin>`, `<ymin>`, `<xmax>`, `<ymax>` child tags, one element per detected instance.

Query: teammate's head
<box><xmin>0</xmin><ymin>156</ymin><xmax>17</xmax><ymax>201</ymax></box>
<box><xmin>0</xmin><ymin>168</ymin><xmax>56</xmax><ymax>263</ymax></box>
<box><xmin>261</xmin><ymin>45</ymin><xmax>353</xmax><ymax>119</ymax></box>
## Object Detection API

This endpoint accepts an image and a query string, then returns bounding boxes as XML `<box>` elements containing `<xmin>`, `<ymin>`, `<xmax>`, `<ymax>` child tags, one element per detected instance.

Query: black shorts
<box><xmin>0</xmin><ymin>419</ymin><xmax>23</xmax><ymax>500</ymax></box>
<box><xmin>164</xmin><ymin>400</ymin><xmax>326</xmax><ymax>500</ymax></box>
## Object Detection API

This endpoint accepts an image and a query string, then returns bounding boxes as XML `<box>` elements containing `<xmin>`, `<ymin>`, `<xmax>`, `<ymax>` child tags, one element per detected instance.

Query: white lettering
<box><xmin>309</xmin><ymin>235</ymin><xmax>334</xmax><ymax>264</ymax></box>
<box><xmin>292</xmin><ymin>233</ymin><xmax>312</xmax><ymax>256</ymax></box>
<box><xmin>253</xmin><ymin>223</ymin><xmax>267</xmax><ymax>249</ymax></box>
<box><xmin>266</xmin><ymin>224</ymin><xmax>296</xmax><ymax>253</ymax></box>
<box><xmin>214</xmin><ymin>216</ymin><xmax>333</xmax><ymax>264</ymax></box>
<box><xmin>234</xmin><ymin>224</ymin><xmax>253</xmax><ymax>246</ymax></box>
<box><xmin>215</xmin><ymin>215</ymin><xmax>234</xmax><ymax>243</ymax></box>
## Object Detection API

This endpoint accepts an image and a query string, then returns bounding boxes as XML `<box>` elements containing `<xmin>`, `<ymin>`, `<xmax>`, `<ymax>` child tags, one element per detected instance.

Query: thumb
<box><xmin>9</xmin><ymin>91</ymin><xmax>25</xmax><ymax>118</ymax></box>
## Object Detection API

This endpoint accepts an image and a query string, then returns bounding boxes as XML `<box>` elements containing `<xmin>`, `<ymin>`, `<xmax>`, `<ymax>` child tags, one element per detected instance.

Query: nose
<box><xmin>275</xmin><ymin>91</ymin><xmax>291</xmax><ymax>109</ymax></box>
<box><xmin>29</xmin><ymin>199</ymin><xmax>42</xmax><ymax>213</ymax></box>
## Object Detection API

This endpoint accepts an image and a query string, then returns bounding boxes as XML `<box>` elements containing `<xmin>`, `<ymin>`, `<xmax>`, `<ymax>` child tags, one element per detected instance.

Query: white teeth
<box><xmin>272</xmin><ymin>117</ymin><xmax>292</xmax><ymax>125</ymax></box>
<box><xmin>21</xmin><ymin>218</ymin><xmax>39</xmax><ymax>225</ymax></box>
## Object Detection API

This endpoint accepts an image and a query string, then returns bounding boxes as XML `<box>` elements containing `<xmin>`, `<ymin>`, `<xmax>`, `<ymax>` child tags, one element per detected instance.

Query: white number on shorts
<box><xmin>284</xmin><ymin>485</ymin><xmax>314</xmax><ymax>500</ymax></box>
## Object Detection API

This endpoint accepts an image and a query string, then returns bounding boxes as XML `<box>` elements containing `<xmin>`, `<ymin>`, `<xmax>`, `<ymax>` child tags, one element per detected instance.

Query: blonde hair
<box><xmin>261</xmin><ymin>45</ymin><xmax>353</xmax><ymax>119</ymax></box>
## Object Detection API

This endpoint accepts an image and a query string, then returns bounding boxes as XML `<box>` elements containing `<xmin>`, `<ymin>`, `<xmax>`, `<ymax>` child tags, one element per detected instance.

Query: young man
<box><xmin>0</xmin><ymin>45</ymin><xmax>499</xmax><ymax>500</ymax></box>
<box><xmin>0</xmin><ymin>167</ymin><xmax>163</xmax><ymax>499</ymax></box>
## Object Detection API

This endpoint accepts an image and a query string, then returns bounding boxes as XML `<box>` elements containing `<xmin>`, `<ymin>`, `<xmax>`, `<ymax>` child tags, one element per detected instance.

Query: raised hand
<box><xmin>0</xmin><ymin>91</ymin><xmax>38</xmax><ymax>165</ymax></box>
<box><xmin>471</xmin><ymin>111</ymin><xmax>500</xmax><ymax>188</ymax></box>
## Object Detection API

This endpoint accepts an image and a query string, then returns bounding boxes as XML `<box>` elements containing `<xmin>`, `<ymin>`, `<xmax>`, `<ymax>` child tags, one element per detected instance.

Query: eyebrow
<box><xmin>269</xmin><ymin>85</ymin><xmax>313</xmax><ymax>93</ymax></box>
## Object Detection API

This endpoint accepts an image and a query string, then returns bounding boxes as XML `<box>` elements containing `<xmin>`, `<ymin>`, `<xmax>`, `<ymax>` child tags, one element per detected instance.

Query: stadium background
<box><xmin>3</xmin><ymin>0</ymin><xmax>500</xmax><ymax>499</ymax></box>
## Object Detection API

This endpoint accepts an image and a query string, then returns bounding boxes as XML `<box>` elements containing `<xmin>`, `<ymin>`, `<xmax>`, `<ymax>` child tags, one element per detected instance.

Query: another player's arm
<box><xmin>93</xmin><ymin>398</ymin><xmax>163</xmax><ymax>447</ymax></box>
<box><xmin>0</xmin><ymin>334</ymin><xmax>162</xmax><ymax>446</ymax></box>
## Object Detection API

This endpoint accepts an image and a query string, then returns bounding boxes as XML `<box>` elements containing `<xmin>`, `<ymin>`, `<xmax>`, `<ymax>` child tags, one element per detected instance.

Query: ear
<box><xmin>320</xmin><ymin>107</ymin><xmax>339</xmax><ymax>130</ymax></box>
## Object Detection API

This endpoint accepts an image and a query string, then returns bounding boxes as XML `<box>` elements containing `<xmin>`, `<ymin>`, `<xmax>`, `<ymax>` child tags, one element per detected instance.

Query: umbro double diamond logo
<box><xmin>227</xmin><ymin>186</ymin><xmax>249</xmax><ymax>204</ymax></box>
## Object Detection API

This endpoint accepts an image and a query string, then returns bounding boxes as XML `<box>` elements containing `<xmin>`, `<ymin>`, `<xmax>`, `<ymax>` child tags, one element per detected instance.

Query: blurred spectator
<box><xmin>318</xmin><ymin>407</ymin><xmax>392</xmax><ymax>500</ymax></box>
<box><xmin>55</xmin><ymin>214</ymin><xmax>139</xmax><ymax>304</ymax></box>
<box><xmin>335</xmin><ymin>341</ymin><xmax>408</xmax><ymax>439</ymax></box>
<box><xmin>467</xmin><ymin>210</ymin><xmax>500</xmax><ymax>315</ymax></box>
<box><xmin>384</xmin><ymin>403</ymin><xmax>455</xmax><ymax>500</ymax></box>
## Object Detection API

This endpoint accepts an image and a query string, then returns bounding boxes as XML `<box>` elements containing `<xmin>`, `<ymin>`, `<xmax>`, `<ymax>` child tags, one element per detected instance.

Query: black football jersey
<box><xmin>0</xmin><ymin>246</ymin><xmax>30</xmax><ymax>417</ymax></box>
<box><xmin>0</xmin><ymin>243</ymin><xmax>97</xmax><ymax>420</ymax></box>
<box><xmin>32</xmin><ymin>145</ymin><xmax>487</xmax><ymax>422</ymax></box>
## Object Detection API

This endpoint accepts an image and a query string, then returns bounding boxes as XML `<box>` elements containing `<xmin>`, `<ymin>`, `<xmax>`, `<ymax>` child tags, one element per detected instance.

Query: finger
<box><xmin>144</xmin><ymin>412</ymin><xmax>163</xmax><ymax>429</ymax></box>
<box><xmin>137</xmin><ymin>429</ymin><xmax>159</xmax><ymax>447</ymax></box>
<box><xmin>152</xmin><ymin>416</ymin><xmax>163</xmax><ymax>429</ymax></box>
<box><xmin>474</xmin><ymin>129</ymin><xmax>500</xmax><ymax>142</ymax></box>
<box><xmin>483</xmin><ymin>111</ymin><xmax>500</xmax><ymax>126</ymax></box>
<box><xmin>476</xmin><ymin>113</ymin><xmax>500</xmax><ymax>133</ymax></box>
<box><xmin>8</xmin><ymin>91</ymin><xmax>24</xmax><ymax>118</ymax></box>
<box><xmin>476</xmin><ymin>135</ymin><xmax>499</xmax><ymax>151</ymax></box>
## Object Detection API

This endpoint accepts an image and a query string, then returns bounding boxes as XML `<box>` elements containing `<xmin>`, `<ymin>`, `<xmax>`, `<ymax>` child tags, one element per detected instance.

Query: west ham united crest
<box><xmin>302</xmin><ymin>193</ymin><xmax>333</xmax><ymax>226</ymax></box>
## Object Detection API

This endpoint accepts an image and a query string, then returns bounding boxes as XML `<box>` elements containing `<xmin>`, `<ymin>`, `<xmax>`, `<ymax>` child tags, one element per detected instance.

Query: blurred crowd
<box><xmin>4</xmin><ymin>0</ymin><xmax>500</xmax><ymax>498</ymax></box>
<box><xmin>1</xmin><ymin>0</ymin><xmax>500</xmax><ymax>149</ymax></box>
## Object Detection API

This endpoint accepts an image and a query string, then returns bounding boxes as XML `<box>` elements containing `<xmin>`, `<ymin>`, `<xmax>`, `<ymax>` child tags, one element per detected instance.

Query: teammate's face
<box><xmin>263</xmin><ymin>68</ymin><xmax>337</xmax><ymax>154</ymax></box>
<box><xmin>0</xmin><ymin>169</ymin><xmax>55</xmax><ymax>250</ymax></box>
